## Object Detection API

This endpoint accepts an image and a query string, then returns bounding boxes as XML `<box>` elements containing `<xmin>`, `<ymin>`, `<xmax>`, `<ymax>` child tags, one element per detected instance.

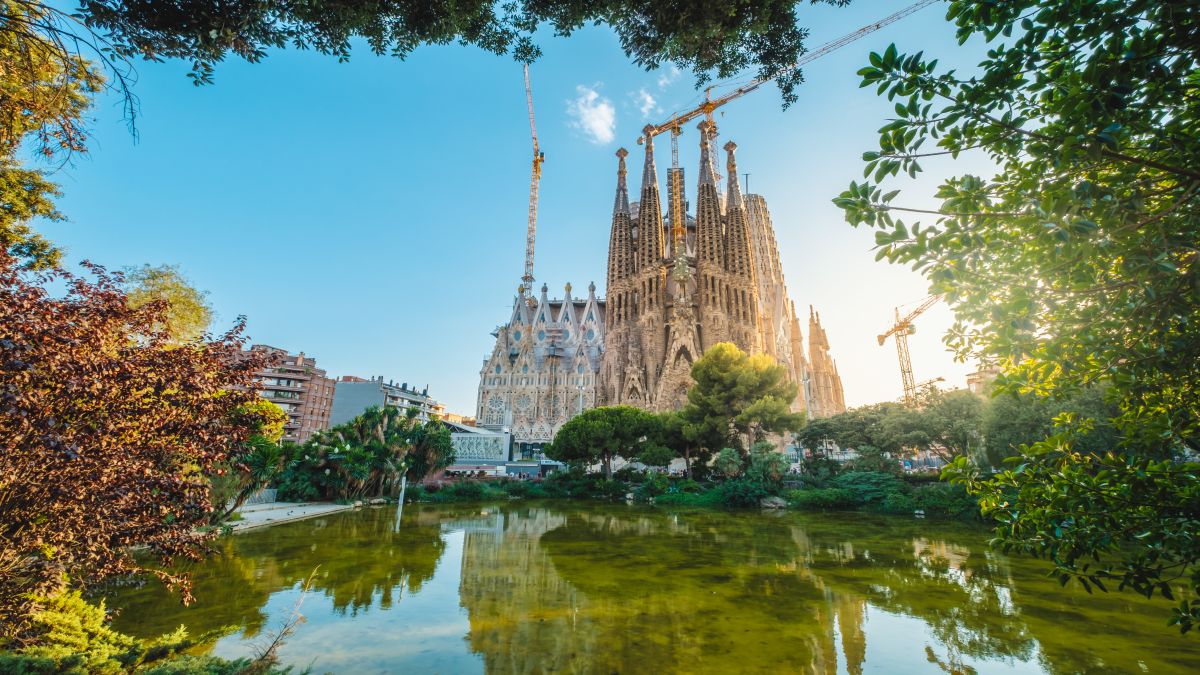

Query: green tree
<box><xmin>836</xmin><ymin>0</ymin><xmax>1200</xmax><ymax>630</ymax></box>
<box><xmin>636</xmin><ymin>444</ymin><xmax>675</xmax><ymax>470</ymax></box>
<box><xmin>648</xmin><ymin>410</ymin><xmax>710</xmax><ymax>476</ymax></box>
<box><xmin>545</xmin><ymin>405</ymin><xmax>654</xmax><ymax>480</ymax></box>
<box><xmin>913</xmin><ymin>388</ymin><xmax>984</xmax><ymax>462</ymax></box>
<box><xmin>123</xmin><ymin>264</ymin><xmax>214</xmax><ymax>343</ymax></box>
<box><xmin>713</xmin><ymin>448</ymin><xmax>743</xmax><ymax>480</ymax></box>
<box><xmin>208</xmin><ymin>399</ymin><xmax>288</xmax><ymax>524</ymax></box>
<box><xmin>682</xmin><ymin>342</ymin><xmax>804</xmax><ymax>454</ymax></box>
<box><xmin>982</xmin><ymin>385</ymin><xmax>1120</xmax><ymax>468</ymax></box>
<box><xmin>59</xmin><ymin>1</ymin><xmax>846</xmax><ymax>101</ymax></box>
<box><xmin>746</xmin><ymin>441</ymin><xmax>789</xmax><ymax>485</ymax></box>
<box><xmin>404</xmin><ymin>416</ymin><xmax>455</xmax><ymax>484</ymax></box>
<box><xmin>0</xmin><ymin>2</ymin><xmax>103</xmax><ymax>269</ymax></box>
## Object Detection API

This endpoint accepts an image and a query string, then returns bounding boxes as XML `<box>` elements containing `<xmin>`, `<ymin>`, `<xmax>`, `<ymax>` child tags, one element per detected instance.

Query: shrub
<box><xmin>786</xmin><ymin>488</ymin><xmax>859</xmax><ymax>510</ymax></box>
<box><xmin>592</xmin><ymin>479</ymin><xmax>631</xmax><ymax>501</ymax></box>
<box><xmin>655</xmin><ymin>490</ymin><xmax>723</xmax><ymax>508</ymax></box>
<box><xmin>878</xmin><ymin>490</ymin><xmax>918</xmax><ymax>515</ymax></box>
<box><xmin>633</xmin><ymin>473</ymin><xmax>669</xmax><ymax>502</ymax></box>
<box><xmin>0</xmin><ymin>591</ymin><xmax>266</xmax><ymax>674</ymax></box>
<box><xmin>713</xmin><ymin>448</ymin><xmax>744</xmax><ymax>479</ymax></box>
<box><xmin>746</xmin><ymin>444</ymin><xmax>790</xmax><ymax>485</ymax></box>
<box><xmin>716</xmin><ymin>479</ymin><xmax>770</xmax><ymax>508</ymax></box>
<box><xmin>423</xmin><ymin>481</ymin><xmax>506</xmax><ymax>503</ymax></box>
<box><xmin>671</xmin><ymin>479</ymin><xmax>705</xmax><ymax>494</ymax></box>
<box><xmin>912</xmin><ymin>482</ymin><xmax>981</xmax><ymax>519</ymax></box>
<box><xmin>830</xmin><ymin>471</ymin><xmax>905</xmax><ymax>504</ymax></box>
<box><xmin>613</xmin><ymin>466</ymin><xmax>644</xmax><ymax>483</ymax></box>
<box><xmin>500</xmin><ymin>480</ymin><xmax>550</xmax><ymax>499</ymax></box>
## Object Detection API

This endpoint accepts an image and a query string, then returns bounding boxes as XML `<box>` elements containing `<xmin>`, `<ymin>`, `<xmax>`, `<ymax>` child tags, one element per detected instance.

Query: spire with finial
<box><xmin>613</xmin><ymin>148</ymin><xmax>630</xmax><ymax>216</ymax></box>
<box><xmin>698</xmin><ymin>121</ymin><xmax>718</xmax><ymax>187</ymax></box>
<box><xmin>695</xmin><ymin>121</ymin><xmax>725</xmax><ymax>271</ymax></box>
<box><xmin>636</xmin><ymin>125</ymin><xmax>665</xmax><ymax>268</ymax></box>
<box><xmin>608</xmin><ymin>148</ymin><xmax>636</xmax><ymax>286</ymax></box>
<box><xmin>722</xmin><ymin>137</ymin><xmax>754</xmax><ymax>279</ymax></box>
<box><xmin>640</xmin><ymin>125</ymin><xmax>659</xmax><ymax>191</ymax></box>
<box><xmin>724</xmin><ymin>140</ymin><xmax>743</xmax><ymax>211</ymax></box>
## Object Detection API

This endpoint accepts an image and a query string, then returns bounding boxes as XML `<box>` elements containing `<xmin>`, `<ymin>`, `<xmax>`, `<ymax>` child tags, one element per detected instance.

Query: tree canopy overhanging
<box><xmin>835</xmin><ymin>0</ymin><xmax>1200</xmax><ymax>632</ymax></box>
<box><xmin>50</xmin><ymin>0</ymin><xmax>849</xmax><ymax>101</ymax></box>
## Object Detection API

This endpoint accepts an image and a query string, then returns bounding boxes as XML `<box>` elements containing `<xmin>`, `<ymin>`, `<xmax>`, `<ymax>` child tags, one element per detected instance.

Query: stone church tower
<box><xmin>598</xmin><ymin>124</ymin><xmax>846</xmax><ymax>417</ymax></box>
<box><xmin>476</xmin><ymin>128</ymin><xmax>847</xmax><ymax>452</ymax></box>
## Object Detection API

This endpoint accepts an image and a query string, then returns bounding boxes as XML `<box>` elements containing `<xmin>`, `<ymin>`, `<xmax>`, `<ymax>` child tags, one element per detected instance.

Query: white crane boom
<box><xmin>522</xmin><ymin>64</ymin><xmax>544</xmax><ymax>289</ymax></box>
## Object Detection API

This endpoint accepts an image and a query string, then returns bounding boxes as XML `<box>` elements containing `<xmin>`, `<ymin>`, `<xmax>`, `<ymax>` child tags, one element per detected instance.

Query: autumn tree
<box><xmin>682</xmin><ymin>342</ymin><xmax>804</xmax><ymax>454</ymax></box>
<box><xmin>122</xmin><ymin>264</ymin><xmax>214</xmax><ymax>343</ymax></box>
<box><xmin>545</xmin><ymin>405</ymin><xmax>656</xmax><ymax>480</ymax></box>
<box><xmin>836</xmin><ymin>0</ymin><xmax>1200</xmax><ymax>630</ymax></box>
<box><xmin>0</xmin><ymin>252</ymin><xmax>266</xmax><ymax>644</ymax></box>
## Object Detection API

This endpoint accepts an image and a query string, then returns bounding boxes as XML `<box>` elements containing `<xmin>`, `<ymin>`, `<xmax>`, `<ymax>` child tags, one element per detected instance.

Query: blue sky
<box><xmin>38</xmin><ymin>0</ymin><xmax>994</xmax><ymax>415</ymax></box>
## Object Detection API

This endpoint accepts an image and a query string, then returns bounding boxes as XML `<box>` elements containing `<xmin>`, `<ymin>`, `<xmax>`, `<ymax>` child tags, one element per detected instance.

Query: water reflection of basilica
<box><xmin>448</xmin><ymin>507</ymin><xmax>872</xmax><ymax>674</ymax></box>
<box><xmin>108</xmin><ymin>505</ymin><xmax>1200</xmax><ymax>674</ymax></box>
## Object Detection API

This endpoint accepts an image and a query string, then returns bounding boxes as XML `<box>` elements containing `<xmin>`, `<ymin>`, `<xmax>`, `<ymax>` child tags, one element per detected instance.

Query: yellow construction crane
<box><xmin>633</xmin><ymin>0</ymin><xmax>939</xmax><ymax>256</ymax></box>
<box><xmin>878</xmin><ymin>295</ymin><xmax>940</xmax><ymax>406</ymax></box>
<box><xmin>521</xmin><ymin>64</ymin><xmax>545</xmax><ymax>291</ymax></box>
<box><xmin>636</xmin><ymin>0</ymin><xmax>940</xmax><ymax>147</ymax></box>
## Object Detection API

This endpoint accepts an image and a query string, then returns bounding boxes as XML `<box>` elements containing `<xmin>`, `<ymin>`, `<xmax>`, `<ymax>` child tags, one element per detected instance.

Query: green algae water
<box><xmin>105</xmin><ymin>504</ymin><xmax>1198</xmax><ymax>674</ymax></box>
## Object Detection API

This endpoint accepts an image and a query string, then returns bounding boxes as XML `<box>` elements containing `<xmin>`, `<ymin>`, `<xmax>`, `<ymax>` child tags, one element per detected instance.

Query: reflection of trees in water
<box><xmin>791</xmin><ymin>520</ymin><xmax>1037</xmax><ymax>665</ymax></box>
<box><xmin>458</xmin><ymin>506</ymin><xmax>854</xmax><ymax>674</ymax></box>
<box><xmin>109</xmin><ymin>505</ymin><xmax>1200</xmax><ymax>674</ymax></box>
<box><xmin>456</xmin><ymin>507</ymin><xmax>1076</xmax><ymax>674</ymax></box>
<box><xmin>109</xmin><ymin>507</ymin><xmax>446</xmax><ymax>637</ymax></box>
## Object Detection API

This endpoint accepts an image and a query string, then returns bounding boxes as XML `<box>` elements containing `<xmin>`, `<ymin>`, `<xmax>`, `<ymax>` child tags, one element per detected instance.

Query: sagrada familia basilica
<box><xmin>476</xmin><ymin>123</ymin><xmax>846</xmax><ymax>449</ymax></box>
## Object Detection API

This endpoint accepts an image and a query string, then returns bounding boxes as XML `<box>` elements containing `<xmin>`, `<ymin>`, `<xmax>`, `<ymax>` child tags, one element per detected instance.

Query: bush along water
<box><xmin>404</xmin><ymin>463</ymin><xmax>981</xmax><ymax>521</ymax></box>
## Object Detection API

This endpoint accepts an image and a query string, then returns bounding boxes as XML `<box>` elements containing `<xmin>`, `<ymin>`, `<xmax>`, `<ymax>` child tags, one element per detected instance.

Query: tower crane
<box><xmin>633</xmin><ymin>0</ymin><xmax>939</xmax><ymax>256</ymax></box>
<box><xmin>636</xmin><ymin>0</ymin><xmax>939</xmax><ymax>147</ymax></box>
<box><xmin>877</xmin><ymin>295</ymin><xmax>940</xmax><ymax>406</ymax></box>
<box><xmin>521</xmin><ymin>64</ymin><xmax>545</xmax><ymax>292</ymax></box>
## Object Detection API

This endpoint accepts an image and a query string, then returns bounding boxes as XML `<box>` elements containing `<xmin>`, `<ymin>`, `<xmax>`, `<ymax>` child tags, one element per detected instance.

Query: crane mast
<box><xmin>636</xmin><ymin>0</ymin><xmax>940</xmax><ymax>146</ymax></box>
<box><xmin>877</xmin><ymin>295</ymin><xmax>940</xmax><ymax>406</ymax></box>
<box><xmin>522</xmin><ymin>64</ymin><xmax>544</xmax><ymax>290</ymax></box>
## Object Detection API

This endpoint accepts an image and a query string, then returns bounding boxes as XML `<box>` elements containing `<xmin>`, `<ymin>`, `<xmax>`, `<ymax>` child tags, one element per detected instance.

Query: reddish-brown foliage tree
<box><xmin>0</xmin><ymin>251</ymin><xmax>267</xmax><ymax>644</ymax></box>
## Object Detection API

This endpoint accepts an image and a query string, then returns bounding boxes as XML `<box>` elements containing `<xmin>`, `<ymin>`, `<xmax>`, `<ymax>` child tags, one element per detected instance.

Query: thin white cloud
<box><xmin>634</xmin><ymin>88</ymin><xmax>659</xmax><ymax>117</ymax></box>
<box><xmin>656</xmin><ymin>66</ymin><xmax>682</xmax><ymax>89</ymax></box>
<box><xmin>566</xmin><ymin>85</ymin><xmax>616</xmax><ymax>145</ymax></box>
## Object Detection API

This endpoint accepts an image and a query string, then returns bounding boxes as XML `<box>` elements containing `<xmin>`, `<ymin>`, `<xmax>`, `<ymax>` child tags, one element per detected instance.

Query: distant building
<box><xmin>443</xmin><ymin>419</ymin><xmax>512</xmax><ymax>477</ymax></box>
<box><xmin>331</xmin><ymin>376</ymin><xmax>440</xmax><ymax>426</ymax></box>
<box><xmin>248</xmin><ymin>345</ymin><xmax>335</xmax><ymax>444</ymax></box>
<box><xmin>966</xmin><ymin>364</ymin><xmax>1000</xmax><ymax>395</ymax></box>
<box><xmin>441</xmin><ymin>411</ymin><xmax>477</xmax><ymax>426</ymax></box>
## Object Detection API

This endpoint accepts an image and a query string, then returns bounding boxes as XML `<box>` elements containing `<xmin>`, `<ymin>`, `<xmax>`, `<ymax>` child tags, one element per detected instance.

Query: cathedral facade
<box><xmin>598</xmin><ymin>123</ymin><xmax>845</xmax><ymax>416</ymax></box>
<box><xmin>475</xmin><ymin>282</ymin><xmax>606</xmax><ymax>450</ymax></box>
<box><xmin>476</xmin><ymin>124</ymin><xmax>845</xmax><ymax>448</ymax></box>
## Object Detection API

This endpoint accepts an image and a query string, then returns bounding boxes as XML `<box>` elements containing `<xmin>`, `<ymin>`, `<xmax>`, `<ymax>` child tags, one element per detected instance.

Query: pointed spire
<box><xmin>636</xmin><ymin>125</ymin><xmax>665</xmax><ymax>268</ymax></box>
<box><xmin>724</xmin><ymin>140</ymin><xmax>742</xmax><ymax>211</ymax></box>
<box><xmin>641</xmin><ymin>125</ymin><xmax>659</xmax><ymax>192</ymax></box>
<box><xmin>697</xmin><ymin>121</ymin><xmax>718</xmax><ymax>187</ymax></box>
<box><xmin>614</xmin><ymin>148</ymin><xmax>630</xmax><ymax>216</ymax></box>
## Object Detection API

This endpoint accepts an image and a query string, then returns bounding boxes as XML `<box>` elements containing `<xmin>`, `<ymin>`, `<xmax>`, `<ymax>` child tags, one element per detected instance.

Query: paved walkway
<box><xmin>230</xmin><ymin>501</ymin><xmax>356</xmax><ymax>532</ymax></box>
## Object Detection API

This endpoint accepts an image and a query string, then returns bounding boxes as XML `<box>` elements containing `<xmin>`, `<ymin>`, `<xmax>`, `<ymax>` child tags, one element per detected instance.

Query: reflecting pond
<box><xmin>105</xmin><ymin>504</ymin><xmax>1199</xmax><ymax>674</ymax></box>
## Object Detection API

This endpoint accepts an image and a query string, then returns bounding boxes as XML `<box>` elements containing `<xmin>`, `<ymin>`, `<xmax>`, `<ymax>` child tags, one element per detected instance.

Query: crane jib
<box><xmin>635</xmin><ymin>0</ymin><xmax>938</xmax><ymax>145</ymax></box>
